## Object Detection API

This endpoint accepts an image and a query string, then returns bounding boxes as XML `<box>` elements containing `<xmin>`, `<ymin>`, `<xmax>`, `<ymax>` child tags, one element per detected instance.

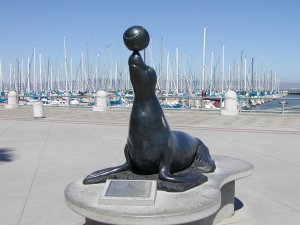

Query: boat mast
<box><xmin>58</xmin><ymin>64</ymin><xmax>61</xmax><ymax>91</ymax></box>
<box><xmin>228</xmin><ymin>64</ymin><xmax>231</xmax><ymax>90</ymax></box>
<box><xmin>70</xmin><ymin>57</ymin><xmax>73</xmax><ymax>92</ymax></box>
<box><xmin>14</xmin><ymin>61</ymin><xmax>18</xmax><ymax>91</ymax></box>
<box><xmin>97</xmin><ymin>52</ymin><xmax>100</xmax><ymax>90</ymax></box>
<box><xmin>39</xmin><ymin>54</ymin><xmax>42</xmax><ymax>92</ymax></box>
<box><xmin>159</xmin><ymin>37</ymin><xmax>163</xmax><ymax>92</ymax></box>
<box><xmin>15</xmin><ymin>64</ymin><xmax>18</xmax><ymax>91</ymax></box>
<box><xmin>166</xmin><ymin>52</ymin><xmax>169</xmax><ymax>94</ymax></box>
<box><xmin>33</xmin><ymin>47</ymin><xmax>36</xmax><ymax>92</ymax></box>
<box><xmin>240</xmin><ymin>51</ymin><xmax>243</xmax><ymax>92</ymax></box>
<box><xmin>182</xmin><ymin>51</ymin><xmax>186</xmax><ymax>93</ymax></box>
<box><xmin>209</xmin><ymin>51</ymin><xmax>214</xmax><ymax>95</ymax></box>
<box><xmin>176</xmin><ymin>47</ymin><xmax>179</xmax><ymax>94</ymax></box>
<box><xmin>251</xmin><ymin>57</ymin><xmax>254</xmax><ymax>91</ymax></box>
<box><xmin>149</xmin><ymin>37</ymin><xmax>155</xmax><ymax>68</ymax></box>
<box><xmin>64</xmin><ymin>36</ymin><xmax>68</xmax><ymax>91</ymax></box>
<box><xmin>27</xmin><ymin>57</ymin><xmax>30</xmax><ymax>92</ymax></box>
<box><xmin>221</xmin><ymin>44</ymin><xmax>224</xmax><ymax>93</ymax></box>
<box><xmin>270</xmin><ymin>71</ymin><xmax>273</xmax><ymax>92</ymax></box>
<box><xmin>81</xmin><ymin>51</ymin><xmax>84</xmax><ymax>91</ymax></box>
<box><xmin>9</xmin><ymin>63</ymin><xmax>12</xmax><ymax>91</ymax></box>
<box><xmin>50</xmin><ymin>65</ymin><xmax>53</xmax><ymax>91</ymax></box>
<box><xmin>20</xmin><ymin>59</ymin><xmax>23</xmax><ymax>93</ymax></box>
<box><xmin>86</xmin><ymin>41</ymin><xmax>90</xmax><ymax>92</ymax></box>
<box><xmin>114</xmin><ymin>61</ymin><xmax>118</xmax><ymax>90</ymax></box>
<box><xmin>274</xmin><ymin>72</ymin><xmax>277</xmax><ymax>92</ymax></box>
<box><xmin>47</xmin><ymin>58</ymin><xmax>50</xmax><ymax>92</ymax></box>
<box><xmin>237</xmin><ymin>64</ymin><xmax>240</xmax><ymax>91</ymax></box>
<box><xmin>256</xmin><ymin>64</ymin><xmax>258</xmax><ymax>91</ymax></box>
<box><xmin>244</xmin><ymin>57</ymin><xmax>247</xmax><ymax>91</ymax></box>
<box><xmin>201</xmin><ymin>26</ymin><xmax>206</xmax><ymax>92</ymax></box>
<box><xmin>106</xmin><ymin>44</ymin><xmax>111</xmax><ymax>90</ymax></box>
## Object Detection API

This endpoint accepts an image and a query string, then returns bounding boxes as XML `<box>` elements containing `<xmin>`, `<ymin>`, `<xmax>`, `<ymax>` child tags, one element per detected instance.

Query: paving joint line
<box><xmin>17</xmin><ymin>123</ymin><xmax>53</xmax><ymax>225</ymax></box>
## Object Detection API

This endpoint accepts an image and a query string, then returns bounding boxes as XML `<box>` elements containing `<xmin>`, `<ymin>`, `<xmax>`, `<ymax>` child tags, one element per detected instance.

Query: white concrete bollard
<box><xmin>221</xmin><ymin>90</ymin><xmax>239</xmax><ymax>116</ymax></box>
<box><xmin>65</xmin><ymin>92</ymin><xmax>71</xmax><ymax>106</ymax></box>
<box><xmin>93</xmin><ymin>90</ymin><xmax>108</xmax><ymax>111</ymax></box>
<box><xmin>195</xmin><ymin>99</ymin><xmax>201</xmax><ymax>109</ymax></box>
<box><xmin>5</xmin><ymin>91</ymin><xmax>19</xmax><ymax>109</ymax></box>
<box><xmin>33</xmin><ymin>101</ymin><xmax>44</xmax><ymax>118</ymax></box>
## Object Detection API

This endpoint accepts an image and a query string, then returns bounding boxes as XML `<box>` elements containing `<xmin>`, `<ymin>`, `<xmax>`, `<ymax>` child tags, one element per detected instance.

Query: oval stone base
<box><xmin>65</xmin><ymin>155</ymin><xmax>253</xmax><ymax>225</ymax></box>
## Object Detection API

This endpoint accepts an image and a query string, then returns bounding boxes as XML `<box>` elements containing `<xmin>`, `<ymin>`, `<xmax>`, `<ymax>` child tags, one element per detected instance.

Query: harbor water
<box><xmin>248</xmin><ymin>95</ymin><xmax>300</xmax><ymax>113</ymax></box>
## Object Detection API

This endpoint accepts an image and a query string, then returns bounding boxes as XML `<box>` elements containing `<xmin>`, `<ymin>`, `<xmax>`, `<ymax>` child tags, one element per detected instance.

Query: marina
<box><xmin>0</xmin><ymin>25</ymin><xmax>284</xmax><ymax>111</ymax></box>
<box><xmin>0</xmin><ymin>32</ymin><xmax>289</xmax><ymax>114</ymax></box>
<box><xmin>1</xmin><ymin>90</ymin><xmax>300</xmax><ymax>114</ymax></box>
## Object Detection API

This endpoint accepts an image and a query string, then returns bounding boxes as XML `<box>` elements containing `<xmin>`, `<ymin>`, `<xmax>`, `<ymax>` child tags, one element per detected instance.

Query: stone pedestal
<box><xmin>65</xmin><ymin>155</ymin><xmax>253</xmax><ymax>225</ymax></box>
<box><xmin>33</xmin><ymin>101</ymin><xmax>44</xmax><ymax>118</ymax></box>
<box><xmin>5</xmin><ymin>91</ymin><xmax>19</xmax><ymax>109</ymax></box>
<box><xmin>93</xmin><ymin>90</ymin><xmax>108</xmax><ymax>111</ymax></box>
<box><xmin>221</xmin><ymin>90</ymin><xmax>239</xmax><ymax>116</ymax></box>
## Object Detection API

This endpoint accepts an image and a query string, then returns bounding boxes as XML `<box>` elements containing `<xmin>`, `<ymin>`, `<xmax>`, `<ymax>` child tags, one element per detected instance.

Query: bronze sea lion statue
<box><xmin>83</xmin><ymin>26</ymin><xmax>215</xmax><ymax>191</ymax></box>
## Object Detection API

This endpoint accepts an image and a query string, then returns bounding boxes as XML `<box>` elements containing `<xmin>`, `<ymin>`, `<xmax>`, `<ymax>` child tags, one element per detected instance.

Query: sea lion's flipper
<box><xmin>83</xmin><ymin>145</ymin><xmax>132</xmax><ymax>184</ymax></box>
<box><xmin>195</xmin><ymin>139</ymin><xmax>216</xmax><ymax>173</ymax></box>
<box><xmin>83</xmin><ymin>163</ymin><xmax>130</xmax><ymax>184</ymax></box>
<box><xmin>159</xmin><ymin>164</ymin><xmax>204</xmax><ymax>183</ymax></box>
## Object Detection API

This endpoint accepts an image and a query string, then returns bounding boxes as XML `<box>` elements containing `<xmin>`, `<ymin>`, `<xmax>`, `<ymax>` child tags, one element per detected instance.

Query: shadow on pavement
<box><xmin>234</xmin><ymin>197</ymin><xmax>244</xmax><ymax>211</ymax></box>
<box><xmin>0</xmin><ymin>148</ymin><xmax>14</xmax><ymax>162</ymax></box>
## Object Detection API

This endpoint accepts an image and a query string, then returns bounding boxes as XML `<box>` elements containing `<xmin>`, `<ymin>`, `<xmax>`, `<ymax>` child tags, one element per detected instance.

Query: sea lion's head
<box><xmin>128</xmin><ymin>52</ymin><xmax>156</xmax><ymax>97</ymax></box>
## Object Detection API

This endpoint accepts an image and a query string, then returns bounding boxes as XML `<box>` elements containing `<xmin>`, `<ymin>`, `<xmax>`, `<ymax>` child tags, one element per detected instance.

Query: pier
<box><xmin>288</xmin><ymin>88</ymin><xmax>300</xmax><ymax>95</ymax></box>
<box><xmin>0</xmin><ymin>107</ymin><xmax>300</xmax><ymax>225</ymax></box>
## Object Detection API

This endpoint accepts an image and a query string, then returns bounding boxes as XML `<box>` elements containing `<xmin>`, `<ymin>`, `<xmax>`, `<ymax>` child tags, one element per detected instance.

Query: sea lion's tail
<box><xmin>195</xmin><ymin>139</ymin><xmax>216</xmax><ymax>173</ymax></box>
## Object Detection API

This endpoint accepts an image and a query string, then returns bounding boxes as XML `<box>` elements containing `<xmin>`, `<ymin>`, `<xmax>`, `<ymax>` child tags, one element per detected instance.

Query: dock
<box><xmin>0</xmin><ymin>106</ymin><xmax>300</xmax><ymax>225</ymax></box>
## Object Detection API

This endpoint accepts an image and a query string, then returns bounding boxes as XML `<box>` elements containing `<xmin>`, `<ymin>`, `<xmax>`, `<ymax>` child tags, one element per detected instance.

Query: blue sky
<box><xmin>1</xmin><ymin>0</ymin><xmax>300</xmax><ymax>86</ymax></box>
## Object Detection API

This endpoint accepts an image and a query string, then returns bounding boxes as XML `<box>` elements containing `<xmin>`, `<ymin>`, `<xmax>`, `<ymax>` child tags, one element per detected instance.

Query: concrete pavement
<box><xmin>0</xmin><ymin>106</ymin><xmax>300</xmax><ymax>225</ymax></box>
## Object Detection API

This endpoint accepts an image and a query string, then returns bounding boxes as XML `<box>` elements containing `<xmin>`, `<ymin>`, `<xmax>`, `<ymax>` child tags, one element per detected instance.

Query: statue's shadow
<box><xmin>0</xmin><ymin>148</ymin><xmax>14</xmax><ymax>162</ymax></box>
<box><xmin>234</xmin><ymin>197</ymin><xmax>244</xmax><ymax>211</ymax></box>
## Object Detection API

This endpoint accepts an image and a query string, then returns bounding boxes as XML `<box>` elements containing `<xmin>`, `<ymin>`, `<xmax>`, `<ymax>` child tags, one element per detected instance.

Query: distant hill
<box><xmin>280</xmin><ymin>82</ymin><xmax>300</xmax><ymax>89</ymax></box>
